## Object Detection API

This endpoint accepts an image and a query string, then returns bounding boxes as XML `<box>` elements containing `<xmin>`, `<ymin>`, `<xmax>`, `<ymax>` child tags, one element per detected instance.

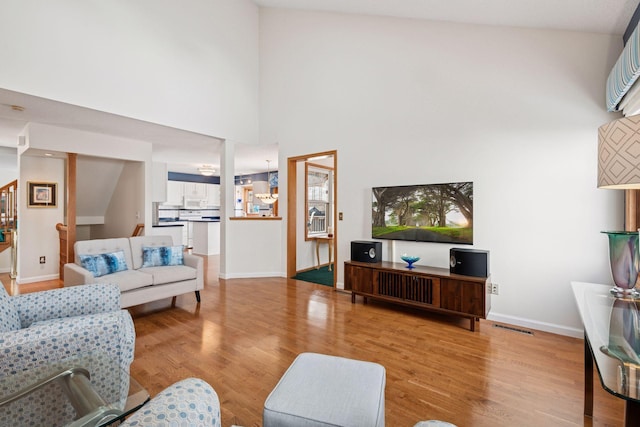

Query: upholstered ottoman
<box><xmin>414</xmin><ymin>422</ymin><xmax>457</xmax><ymax>427</ymax></box>
<box><xmin>263</xmin><ymin>353</ymin><xmax>386</xmax><ymax>427</ymax></box>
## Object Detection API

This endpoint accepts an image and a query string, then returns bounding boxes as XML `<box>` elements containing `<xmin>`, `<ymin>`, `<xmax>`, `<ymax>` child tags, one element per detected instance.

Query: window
<box><xmin>305</xmin><ymin>163</ymin><xmax>333</xmax><ymax>239</ymax></box>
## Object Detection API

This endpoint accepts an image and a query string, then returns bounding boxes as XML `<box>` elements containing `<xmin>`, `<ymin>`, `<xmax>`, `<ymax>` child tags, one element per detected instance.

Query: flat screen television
<box><xmin>372</xmin><ymin>181</ymin><xmax>473</xmax><ymax>244</ymax></box>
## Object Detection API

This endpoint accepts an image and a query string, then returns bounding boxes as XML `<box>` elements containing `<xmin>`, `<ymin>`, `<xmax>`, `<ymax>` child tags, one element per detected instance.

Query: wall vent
<box><xmin>492</xmin><ymin>324</ymin><xmax>534</xmax><ymax>335</ymax></box>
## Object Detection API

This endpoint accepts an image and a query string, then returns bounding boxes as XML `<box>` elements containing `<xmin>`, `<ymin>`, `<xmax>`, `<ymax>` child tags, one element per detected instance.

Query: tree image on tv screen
<box><xmin>372</xmin><ymin>182</ymin><xmax>473</xmax><ymax>244</ymax></box>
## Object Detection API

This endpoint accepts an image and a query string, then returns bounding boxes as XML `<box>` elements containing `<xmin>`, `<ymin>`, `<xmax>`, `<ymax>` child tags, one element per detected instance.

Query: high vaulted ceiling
<box><xmin>1</xmin><ymin>0</ymin><xmax>638</xmax><ymax>175</ymax></box>
<box><xmin>253</xmin><ymin>0</ymin><xmax>640</xmax><ymax>35</ymax></box>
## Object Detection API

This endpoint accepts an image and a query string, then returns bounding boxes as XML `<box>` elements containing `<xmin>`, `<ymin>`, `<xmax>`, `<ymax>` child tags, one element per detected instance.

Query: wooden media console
<box><xmin>344</xmin><ymin>260</ymin><xmax>491</xmax><ymax>331</ymax></box>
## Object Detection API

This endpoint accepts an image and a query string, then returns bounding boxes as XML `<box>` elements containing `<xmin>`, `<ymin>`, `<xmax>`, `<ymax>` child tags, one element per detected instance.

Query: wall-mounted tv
<box><xmin>372</xmin><ymin>182</ymin><xmax>473</xmax><ymax>244</ymax></box>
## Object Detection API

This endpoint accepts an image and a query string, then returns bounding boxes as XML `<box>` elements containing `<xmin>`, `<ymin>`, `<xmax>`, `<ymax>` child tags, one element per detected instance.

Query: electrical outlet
<box><xmin>39</xmin><ymin>256</ymin><xmax>46</xmax><ymax>264</ymax></box>
<box><xmin>491</xmin><ymin>283</ymin><xmax>499</xmax><ymax>295</ymax></box>
<box><xmin>339</xmin><ymin>212</ymin><xmax>343</xmax><ymax>220</ymax></box>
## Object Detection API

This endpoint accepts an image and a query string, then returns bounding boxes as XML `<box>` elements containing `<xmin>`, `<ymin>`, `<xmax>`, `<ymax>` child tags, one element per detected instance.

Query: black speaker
<box><xmin>449</xmin><ymin>248</ymin><xmax>489</xmax><ymax>278</ymax></box>
<box><xmin>351</xmin><ymin>241</ymin><xmax>382</xmax><ymax>263</ymax></box>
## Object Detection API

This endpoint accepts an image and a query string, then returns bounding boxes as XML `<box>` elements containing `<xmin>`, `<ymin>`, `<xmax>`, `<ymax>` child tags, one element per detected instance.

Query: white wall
<box><xmin>94</xmin><ymin>161</ymin><xmax>145</xmax><ymax>239</ymax></box>
<box><xmin>0</xmin><ymin>0</ymin><xmax>259</xmax><ymax>144</ymax></box>
<box><xmin>260</xmin><ymin>9</ymin><xmax>624</xmax><ymax>336</ymax></box>
<box><xmin>24</xmin><ymin>123</ymin><xmax>152</xmax><ymax>161</ymax></box>
<box><xmin>221</xmin><ymin>219</ymin><xmax>282</xmax><ymax>279</ymax></box>
<box><xmin>76</xmin><ymin>157</ymin><xmax>126</xmax><ymax>224</ymax></box>
<box><xmin>76</xmin><ymin>225</ymin><xmax>91</xmax><ymax>242</ymax></box>
<box><xmin>18</xmin><ymin>155</ymin><xmax>65</xmax><ymax>283</ymax></box>
<box><xmin>0</xmin><ymin>147</ymin><xmax>17</xmax><ymax>184</ymax></box>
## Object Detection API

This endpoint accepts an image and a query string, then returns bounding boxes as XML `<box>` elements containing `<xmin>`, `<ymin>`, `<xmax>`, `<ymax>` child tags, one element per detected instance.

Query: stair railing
<box><xmin>132</xmin><ymin>223</ymin><xmax>144</xmax><ymax>237</ymax></box>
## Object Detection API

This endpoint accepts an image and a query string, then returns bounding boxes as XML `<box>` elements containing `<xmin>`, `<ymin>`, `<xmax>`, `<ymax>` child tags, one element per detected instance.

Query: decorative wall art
<box><xmin>372</xmin><ymin>182</ymin><xmax>473</xmax><ymax>244</ymax></box>
<box><xmin>27</xmin><ymin>182</ymin><xmax>57</xmax><ymax>208</ymax></box>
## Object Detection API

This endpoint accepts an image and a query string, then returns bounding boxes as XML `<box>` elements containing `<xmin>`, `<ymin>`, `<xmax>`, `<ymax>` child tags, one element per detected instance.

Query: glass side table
<box><xmin>0</xmin><ymin>353</ymin><xmax>149</xmax><ymax>426</ymax></box>
<box><xmin>572</xmin><ymin>281</ymin><xmax>640</xmax><ymax>427</ymax></box>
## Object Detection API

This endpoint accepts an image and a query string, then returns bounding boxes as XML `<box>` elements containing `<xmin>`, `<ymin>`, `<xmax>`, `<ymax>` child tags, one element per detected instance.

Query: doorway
<box><xmin>287</xmin><ymin>151</ymin><xmax>337</xmax><ymax>287</ymax></box>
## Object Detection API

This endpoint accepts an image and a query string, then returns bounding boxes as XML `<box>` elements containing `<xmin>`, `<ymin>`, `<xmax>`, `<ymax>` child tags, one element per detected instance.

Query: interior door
<box><xmin>287</xmin><ymin>151</ymin><xmax>337</xmax><ymax>286</ymax></box>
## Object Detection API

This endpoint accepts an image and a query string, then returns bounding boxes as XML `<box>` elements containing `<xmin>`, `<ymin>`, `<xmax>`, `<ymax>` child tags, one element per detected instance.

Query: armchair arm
<box><xmin>64</xmin><ymin>262</ymin><xmax>96</xmax><ymax>287</ymax></box>
<box><xmin>13</xmin><ymin>283</ymin><xmax>121</xmax><ymax>328</ymax></box>
<box><xmin>184</xmin><ymin>253</ymin><xmax>204</xmax><ymax>290</ymax></box>
<box><xmin>0</xmin><ymin>310</ymin><xmax>135</xmax><ymax>377</ymax></box>
<box><xmin>121</xmin><ymin>378</ymin><xmax>221</xmax><ymax>427</ymax></box>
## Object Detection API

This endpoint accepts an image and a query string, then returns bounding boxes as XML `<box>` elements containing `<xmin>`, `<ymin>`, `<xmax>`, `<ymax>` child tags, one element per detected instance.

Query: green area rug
<box><xmin>294</xmin><ymin>266</ymin><xmax>334</xmax><ymax>287</ymax></box>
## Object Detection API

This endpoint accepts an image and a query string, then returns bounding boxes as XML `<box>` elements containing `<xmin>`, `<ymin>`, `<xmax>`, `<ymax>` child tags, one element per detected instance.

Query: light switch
<box><xmin>339</xmin><ymin>212</ymin><xmax>343</xmax><ymax>220</ymax></box>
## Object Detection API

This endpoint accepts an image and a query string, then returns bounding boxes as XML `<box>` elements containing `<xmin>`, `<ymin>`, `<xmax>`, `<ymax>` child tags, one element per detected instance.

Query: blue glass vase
<box><xmin>602</xmin><ymin>231</ymin><xmax>640</xmax><ymax>289</ymax></box>
<box><xmin>400</xmin><ymin>255</ymin><xmax>420</xmax><ymax>269</ymax></box>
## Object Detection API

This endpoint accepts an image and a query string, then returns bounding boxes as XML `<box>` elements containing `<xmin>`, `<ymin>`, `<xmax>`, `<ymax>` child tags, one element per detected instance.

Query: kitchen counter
<box><xmin>191</xmin><ymin>221</ymin><xmax>220</xmax><ymax>255</ymax></box>
<box><xmin>154</xmin><ymin>216</ymin><xmax>220</xmax><ymax>250</ymax></box>
<box><xmin>149</xmin><ymin>223</ymin><xmax>184</xmax><ymax>246</ymax></box>
<box><xmin>156</xmin><ymin>217</ymin><xmax>219</xmax><ymax>223</ymax></box>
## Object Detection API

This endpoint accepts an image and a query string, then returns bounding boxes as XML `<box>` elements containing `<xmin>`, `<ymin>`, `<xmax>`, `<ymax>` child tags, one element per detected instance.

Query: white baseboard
<box><xmin>487</xmin><ymin>312</ymin><xmax>583</xmax><ymax>338</ymax></box>
<box><xmin>17</xmin><ymin>274</ymin><xmax>60</xmax><ymax>285</ymax></box>
<box><xmin>219</xmin><ymin>272</ymin><xmax>284</xmax><ymax>280</ymax></box>
<box><xmin>0</xmin><ymin>267</ymin><xmax>10</xmax><ymax>273</ymax></box>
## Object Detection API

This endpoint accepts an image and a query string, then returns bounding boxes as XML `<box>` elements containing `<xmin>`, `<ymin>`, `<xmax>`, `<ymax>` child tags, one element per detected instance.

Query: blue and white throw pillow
<box><xmin>79</xmin><ymin>251</ymin><xmax>129</xmax><ymax>277</ymax></box>
<box><xmin>142</xmin><ymin>246</ymin><xmax>184</xmax><ymax>267</ymax></box>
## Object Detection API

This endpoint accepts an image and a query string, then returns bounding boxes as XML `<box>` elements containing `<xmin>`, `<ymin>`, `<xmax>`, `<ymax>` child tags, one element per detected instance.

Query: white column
<box><xmin>220</xmin><ymin>139</ymin><xmax>234</xmax><ymax>277</ymax></box>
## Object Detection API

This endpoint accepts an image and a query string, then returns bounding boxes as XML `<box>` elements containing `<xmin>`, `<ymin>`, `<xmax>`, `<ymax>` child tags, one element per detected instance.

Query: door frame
<box><xmin>287</xmin><ymin>150</ymin><xmax>338</xmax><ymax>286</ymax></box>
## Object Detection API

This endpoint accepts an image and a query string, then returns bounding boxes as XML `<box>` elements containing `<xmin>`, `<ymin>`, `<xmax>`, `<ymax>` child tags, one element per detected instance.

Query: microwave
<box><xmin>184</xmin><ymin>199</ymin><xmax>205</xmax><ymax>208</ymax></box>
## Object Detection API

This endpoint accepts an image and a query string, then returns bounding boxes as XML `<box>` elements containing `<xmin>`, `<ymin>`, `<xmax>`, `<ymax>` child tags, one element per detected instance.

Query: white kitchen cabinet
<box><xmin>149</xmin><ymin>224</ymin><xmax>183</xmax><ymax>246</ymax></box>
<box><xmin>175</xmin><ymin>221</ymin><xmax>190</xmax><ymax>249</ymax></box>
<box><xmin>206</xmin><ymin>184</ymin><xmax>220</xmax><ymax>207</ymax></box>
<box><xmin>166</xmin><ymin>181</ymin><xmax>184</xmax><ymax>206</ymax></box>
<box><xmin>152</xmin><ymin>162</ymin><xmax>167</xmax><ymax>202</ymax></box>
<box><xmin>184</xmin><ymin>183</ymin><xmax>207</xmax><ymax>200</ymax></box>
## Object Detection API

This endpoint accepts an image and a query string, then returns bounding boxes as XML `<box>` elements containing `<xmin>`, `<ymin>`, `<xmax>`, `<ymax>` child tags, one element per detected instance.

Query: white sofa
<box><xmin>64</xmin><ymin>235</ymin><xmax>203</xmax><ymax>308</ymax></box>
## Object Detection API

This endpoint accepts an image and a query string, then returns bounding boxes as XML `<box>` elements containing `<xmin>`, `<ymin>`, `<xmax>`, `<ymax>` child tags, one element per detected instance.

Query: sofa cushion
<box><xmin>139</xmin><ymin>265</ymin><xmax>197</xmax><ymax>285</ymax></box>
<box><xmin>142</xmin><ymin>246</ymin><xmax>184</xmax><ymax>267</ymax></box>
<box><xmin>79</xmin><ymin>251</ymin><xmax>129</xmax><ymax>277</ymax></box>
<box><xmin>130</xmin><ymin>236</ymin><xmax>176</xmax><ymax>270</ymax></box>
<box><xmin>89</xmin><ymin>270</ymin><xmax>154</xmax><ymax>293</ymax></box>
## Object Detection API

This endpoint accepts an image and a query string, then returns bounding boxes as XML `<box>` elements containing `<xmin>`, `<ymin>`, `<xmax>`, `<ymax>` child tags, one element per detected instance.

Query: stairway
<box><xmin>0</xmin><ymin>180</ymin><xmax>17</xmax><ymax>253</ymax></box>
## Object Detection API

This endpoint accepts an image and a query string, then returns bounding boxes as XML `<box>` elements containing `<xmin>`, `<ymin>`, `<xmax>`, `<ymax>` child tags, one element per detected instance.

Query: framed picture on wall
<box><xmin>27</xmin><ymin>182</ymin><xmax>57</xmax><ymax>208</ymax></box>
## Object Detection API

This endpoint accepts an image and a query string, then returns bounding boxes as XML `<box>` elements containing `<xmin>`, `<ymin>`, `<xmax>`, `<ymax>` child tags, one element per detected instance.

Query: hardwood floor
<box><xmin>1</xmin><ymin>259</ymin><xmax>625</xmax><ymax>426</ymax></box>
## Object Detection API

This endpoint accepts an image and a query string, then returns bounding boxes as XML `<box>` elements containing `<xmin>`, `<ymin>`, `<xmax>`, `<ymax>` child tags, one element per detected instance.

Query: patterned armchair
<box><xmin>122</xmin><ymin>378</ymin><xmax>221</xmax><ymax>426</ymax></box>
<box><xmin>0</xmin><ymin>283</ymin><xmax>136</xmax><ymax>425</ymax></box>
